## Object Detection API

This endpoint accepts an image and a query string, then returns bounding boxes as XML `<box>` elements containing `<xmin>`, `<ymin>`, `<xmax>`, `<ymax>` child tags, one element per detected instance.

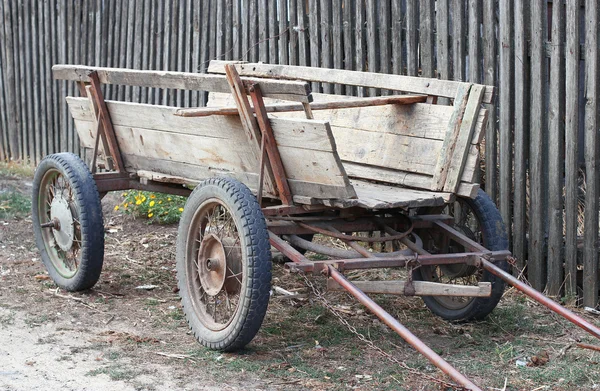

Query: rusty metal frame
<box><xmin>268</xmin><ymin>212</ymin><xmax>600</xmax><ymax>390</ymax></box>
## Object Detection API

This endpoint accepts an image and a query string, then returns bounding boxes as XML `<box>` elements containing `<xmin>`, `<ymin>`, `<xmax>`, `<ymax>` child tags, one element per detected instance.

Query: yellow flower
<box><xmin>178</xmin><ymin>207</ymin><xmax>184</xmax><ymax>212</ymax></box>
<box><xmin>135</xmin><ymin>199</ymin><xmax>142</xmax><ymax>205</ymax></box>
<box><xmin>167</xmin><ymin>197</ymin><xmax>172</xmax><ymax>201</ymax></box>
<box><xmin>122</xmin><ymin>192</ymin><xmax>128</xmax><ymax>197</ymax></box>
<box><xmin>148</xmin><ymin>212</ymin><xmax>154</xmax><ymax>218</ymax></box>
<box><xmin>158</xmin><ymin>200</ymin><xmax>163</xmax><ymax>204</ymax></box>
<box><xmin>114</xmin><ymin>205</ymin><xmax>120</xmax><ymax>211</ymax></box>
<box><xmin>150</xmin><ymin>194</ymin><xmax>156</xmax><ymax>199</ymax></box>
<box><xmin>141</xmin><ymin>196</ymin><xmax>147</xmax><ymax>202</ymax></box>
<box><xmin>149</xmin><ymin>201</ymin><xmax>155</xmax><ymax>207</ymax></box>
<box><xmin>124</xmin><ymin>203</ymin><xmax>128</xmax><ymax>208</ymax></box>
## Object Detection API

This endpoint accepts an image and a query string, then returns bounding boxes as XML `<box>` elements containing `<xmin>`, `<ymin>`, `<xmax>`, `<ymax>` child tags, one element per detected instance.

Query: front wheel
<box><xmin>176</xmin><ymin>178</ymin><xmax>272</xmax><ymax>351</ymax></box>
<box><xmin>413</xmin><ymin>189</ymin><xmax>509</xmax><ymax>321</ymax></box>
<box><xmin>32</xmin><ymin>153</ymin><xmax>105</xmax><ymax>291</ymax></box>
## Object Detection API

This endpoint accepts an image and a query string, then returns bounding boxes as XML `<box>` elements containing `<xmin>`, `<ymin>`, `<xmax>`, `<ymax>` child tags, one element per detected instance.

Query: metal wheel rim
<box><xmin>185</xmin><ymin>198</ymin><xmax>244</xmax><ymax>332</ymax></box>
<box><xmin>419</xmin><ymin>199</ymin><xmax>485</xmax><ymax>311</ymax></box>
<box><xmin>38</xmin><ymin>168</ymin><xmax>82</xmax><ymax>278</ymax></box>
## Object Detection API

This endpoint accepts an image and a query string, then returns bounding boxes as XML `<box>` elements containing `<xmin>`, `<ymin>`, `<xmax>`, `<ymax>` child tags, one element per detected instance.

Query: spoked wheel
<box><xmin>413</xmin><ymin>189</ymin><xmax>509</xmax><ymax>321</ymax></box>
<box><xmin>176</xmin><ymin>178</ymin><xmax>271</xmax><ymax>351</ymax></box>
<box><xmin>32</xmin><ymin>153</ymin><xmax>104</xmax><ymax>291</ymax></box>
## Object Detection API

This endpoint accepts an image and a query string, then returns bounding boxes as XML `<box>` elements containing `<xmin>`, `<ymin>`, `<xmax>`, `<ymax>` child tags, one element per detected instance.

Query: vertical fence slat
<box><xmin>141</xmin><ymin>0</ymin><xmax>151</xmax><ymax>102</ymax></box>
<box><xmin>24</xmin><ymin>0</ymin><xmax>36</xmax><ymax>161</ymax></box>
<box><xmin>564</xmin><ymin>0</ymin><xmax>581</xmax><ymax>297</ymax></box>
<box><xmin>58</xmin><ymin>0</ymin><xmax>67</xmax><ymax>152</ymax></box>
<box><xmin>454</xmin><ymin>0</ymin><xmax>466</xmax><ymax>81</ymax></box>
<box><xmin>529</xmin><ymin>0</ymin><xmax>548</xmax><ymax>291</ymax></box>
<box><xmin>226</xmin><ymin>0</ymin><xmax>234</xmax><ymax>61</ymax></box>
<box><xmin>547</xmin><ymin>0</ymin><xmax>566</xmax><ymax>296</ymax></box>
<box><xmin>467</xmin><ymin>0</ymin><xmax>479</xmax><ymax>83</ymax></box>
<box><xmin>43</xmin><ymin>0</ymin><xmax>53</xmax><ymax>156</ymax></box>
<box><xmin>278</xmin><ymin>0</ymin><xmax>288</xmax><ymax>64</ymax></box>
<box><xmin>332</xmin><ymin>0</ymin><xmax>343</xmax><ymax>94</ymax></box>
<box><xmin>249</xmin><ymin>0</ymin><xmax>258</xmax><ymax>62</ymax></box>
<box><xmin>498</xmin><ymin>0</ymin><xmax>512</xmax><ymax>248</ymax></box>
<box><xmin>216</xmin><ymin>0</ymin><xmax>224</xmax><ymax>60</ymax></box>
<box><xmin>162</xmin><ymin>1</ymin><xmax>172</xmax><ymax>104</ymax></box>
<box><xmin>483</xmin><ymin>0</ymin><xmax>497</xmax><ymax>202</ymax></box>
<box><xmin>366</xmin><ymin>0</ymin><xmax>377</xmax><ymax>95</ymax></box>
<box><xmin>0</xmin><ymin>0</ymin><xmax>8</xmax><ymax>160</ymax></box>
<box><xmin>297</xmin><ymin>0</ymin><xmax>308</xmax><ymax>67</ymax></box>
<box><xmin>583</xmin><ymin>0</ymin><xmax>599</xmax><ymax>307</ymax></box>
<box><xmin>343</xmin><ymin>0</ymin><xmax>354</xmax><ymax>95</ymax></box>
<box><xmin>258</xmin><ymin>0</ymin><xmax>268</xmax><ymax>61</ymax></box>
<box><xmin>133</xmin><ymin>0</ymin><xmax>144</xmax><ymax>102</ymax></box>
<box><xmin>436</xmin><ymin>0</ymin><xmax>449</xmax><ymax>100</ymax></box>
<box><xmin>176</xmin><ymin>0</ymin><xmax>186</xmax><ymax>105</ymax></box>
<box><xmin>16</xmin><ymin>0</ymin><xmax>26</xmax><ymax>159</ymax></box>
<box><xmin>268</xmin><ymin>0</ymin><xmax>277</xmax><ymax>64</ymax></box>
<box><xmin>191</xmin><ymin>0</ymin><xmax>201</xmax><ymax>105</ymax></box>
<box><xmin>419</xmin><ymin>0</ymin><xmax>434</xmax><ymax>78</ymax></box>
<box><xmin>308</xmin><ymin>0</ymin><xmax>319</xmax><ymax>91</ymax></box>
<box><xmin>233</xmin><ymin>0</ymin><xmax>241</xmax><ymax>61</ymax></box>
<box><xmin>289</xmin><ymin>0</ymin><xmax>298</xmax><ymax>65</ymax></box>
<box><xmin>512</xmin><ymin>0</ymin><xmax>528</xmax><ymax>270</ymax></box>
<box><xmin>406</xmin><ymin>0</ymin><xmax>418</xmax><ymax>77</ymax></box>
<box><xmin>118</xmin><ymin>1</ymin><xmax>128</xmax><ymax>100</ymax></box>
<box><xmin>154</xmin><ymin>0</ymin><xmax>165</xmax><ymax>103</ymax></box>
<box><xmin>321</xmin><ymin>1</ymin><xmax>332</xmax><ymax>93</ymax></box>
<box><xmin>391</xmin><ymin>0</ymin><xmax>403</xmax><ymax>76</ymax></box>
<box><xmin>378</xmin><ymin>0</ymin><xmax>390</xmax><ymax>95</ymax></box>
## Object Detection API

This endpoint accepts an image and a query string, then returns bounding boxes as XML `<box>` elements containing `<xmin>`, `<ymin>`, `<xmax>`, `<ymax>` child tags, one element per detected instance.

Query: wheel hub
<box><xmin>197</xmin><ymin>234</ymin><xmax>227</xmax><ymax>296</ymax></box>
<box><xmin>50</xmin><ymin>194</ymin><xmax>74</xmax><ymax>251</ymax></box>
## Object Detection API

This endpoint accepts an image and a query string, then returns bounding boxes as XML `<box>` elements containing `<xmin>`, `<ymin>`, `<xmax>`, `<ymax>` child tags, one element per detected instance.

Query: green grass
<box><xmin>87</xmin><ymin>365</ymin><xmax>139</xmax><ymax>381</ymax></box>
<box><xmin>0</xmin><ymin>161</ymin><xmax>35</xmax><ymax>178</ymax></box>
<box><xmin>0</xmin><ymin>191</ymin><xmax>31</xmax><ymax>220</ymax></box>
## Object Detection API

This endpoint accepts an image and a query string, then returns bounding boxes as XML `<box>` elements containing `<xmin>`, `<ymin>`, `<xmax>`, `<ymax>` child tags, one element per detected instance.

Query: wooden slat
<box><xmin>327</xmin><ymin>279</ymin><xmax>492</xmax><ymax>297</ymax></box>
<box><xmin>208</xmin><ymin>60</ymin><xmax>495</xmax><ymax>103</ymax></box>
<box><xmin>528</xmin><ymin>0</ymin><xmax>548</xmax><ymax>291</ymax></box>
<box><xmin>391</xmin><ymin>0</ymin><xmax>402</xmax><ymax>76</ymax></box>
<box><xmin>564</xmin><ymin>0</ymin><xmax>580</xmax><ymax>297</ymax></box>
<box><xmin>343</xmin><ymin>0</ymin><xmax>354</xmax><ymax>94</ymax></box>
<box><xmin>419</xmin><ymin>0</ymin><xmax>435</xmax><ymax>78</ymax></box>
<box><xmin>583</xmin><ymin>0</ymin><xmax>599</xmax><ymax>307</ymax></box>
<box><xmin>175</xmin><ymin>95</ymin><xmax>427</xmax><ymax>117</ymax></box>
<box><xmin>498</xmin><ymin>0</ymin><xmax>512</xmax><ymax>242</ymax></box>
<box><xmin>436</xmin><ymin>0</ymin><xmax>450</xmax><ymax>94</ymax></box>
<box><xmin>405</xmin><ymin>0</ymin><xmax>418</xmax><ymax>76</ymax></box>
<box><xmin>365</xmin><ymin>0</ymin><xmax>377</xmax><ymax>96</ymax></box>
<box><xmin>467</xmin><ymin>0</ymin><xmax>480</xmax><ymax>83</ymax></box>
<box><xmin>332</xmin><ymin>0</ymin><xmax>342</xmax><ymax>95</ymax></box>
<box><xmin>278</xmin><ymin>0</ymin><xmax>288</xmax><ymax>65</ymax></box>
<box><xmin>320</xmin><ymin>0</ymin><xmax>332</xmax><ymax>94</ymax></box>
<box><xmin>308</xmin><ymin>0</ymin><xmax>319</xmax><ymax>92</ymax></box>
<box><xmin>432</xmin><ymin>84</ymin><xmax>471</xmax><ymax>190</ymax></box>
<box><xmin>512</xmin><ymin>0</ymin><xmax>527</xmax><ymax>272</ymax></box>
<box><xmin>67</xmin><ymin>96</ymin><xmax>355</xmax><ymax>200</ymax></box>
<box><xmin>483</xmin><ymin>0</ymin><xmax>497</xmax><ymax>200</ymax></box>
<box><xmin>0</xmin><ymin>1</ymin><xmax>7</xmax><ymax>160</ymax></box>
<box><xmin>443</xmin><ymin>85</ymin><xmax>486</xmax><ymax>193</ymax></box>
<box><xmin>297</xmin><ymin>0</ymin><xmax>308</xmax><ymax>66</ymax></box>
<box><xmin>53</xmin><ymin>65</ymin><xmax>312</xmax><ymax>102</ymax></box>
<box><xmin>546</xmin><ymin>0</ymin><xmax>565</xmax><ymax>296</ymax></box>
<box><xmin>454</xmin><ymin>0</ymin><xmax>466</xmax><ymax>81</ymax></box>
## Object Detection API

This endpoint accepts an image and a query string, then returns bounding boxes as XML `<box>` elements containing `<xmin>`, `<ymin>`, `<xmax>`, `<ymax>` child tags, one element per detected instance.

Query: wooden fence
<box><xmin>0</xmin><ymin>0</ymin><xmax>598</xmax><ymax>306</ymax></box>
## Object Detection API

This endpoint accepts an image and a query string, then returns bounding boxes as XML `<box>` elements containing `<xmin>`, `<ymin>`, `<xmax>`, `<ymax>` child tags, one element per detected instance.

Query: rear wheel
<box><xmin>413</xmin><ymin>190</ymin><xmax>508</xmax><ymax>321</ymax></box>
<box><xmin>176</xmin><ymin>178</ymin><xmax>272</xmax><ymax>351</ymax></box>
<box><xmin>32</xmin><ymin>153</ymin><xmax>104</xmax><ymax>291</ymax></box>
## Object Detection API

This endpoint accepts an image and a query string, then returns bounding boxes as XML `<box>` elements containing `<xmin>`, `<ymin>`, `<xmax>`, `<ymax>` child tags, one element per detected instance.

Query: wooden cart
<box><xmin>32</xmin><ymin>62</ymin><xmax>600</xmax><ymax>391</ymax></box>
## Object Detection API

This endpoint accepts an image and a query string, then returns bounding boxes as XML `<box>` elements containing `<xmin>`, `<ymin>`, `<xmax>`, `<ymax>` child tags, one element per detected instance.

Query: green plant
<box><xmin>115</xmin><ymin>191</ymin><xmax>186</xmax><ymax>224</ymax></box>
<box><xmin>0</xmin><ymin>191</ymin><xmax>31</xmax><ymax>220</ymax></box>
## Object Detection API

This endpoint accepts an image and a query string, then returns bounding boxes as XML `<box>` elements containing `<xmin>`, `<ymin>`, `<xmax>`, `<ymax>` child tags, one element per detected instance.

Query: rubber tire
<box><xmin>176</xmin><ymin>177</ymin><xmax>272</xmax><ymax>351</ymax></box>
<box><xmin>413</xmin><ymin>189</ymin><xmax>509</xmax><ymax>321</ymax></box>
<box><xmin>32</xmin><ymin>153</ymin><xmax>105</xmax><ymax>291</ymax></box>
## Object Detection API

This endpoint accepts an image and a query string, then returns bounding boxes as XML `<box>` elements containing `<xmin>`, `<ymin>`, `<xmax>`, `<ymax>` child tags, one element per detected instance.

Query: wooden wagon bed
<box><xmin>54</xmin><ymin>60</ymin><xmax>491</xmax><ymax>211</ymax></box>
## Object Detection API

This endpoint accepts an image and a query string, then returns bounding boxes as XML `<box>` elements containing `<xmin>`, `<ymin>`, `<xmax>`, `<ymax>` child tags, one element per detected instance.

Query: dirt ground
<box><xmin>1</xmin><ymin>168</ymin><xmax>600</xmax><ymax>391</ymax></box>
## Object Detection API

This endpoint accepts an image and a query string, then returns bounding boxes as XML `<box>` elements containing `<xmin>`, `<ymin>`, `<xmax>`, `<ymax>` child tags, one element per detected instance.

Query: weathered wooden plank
<box><xmin>308</xmin><ymin>0</ymin><xmax>320</xmax><ymax>91</ymax></box>
<box><xmin>419</xmin><ymin>0</ymin><xmax>435</xmax><ymax>78</ymax></box>
<box><xmin>528</xmin><ymin>0</ymin><xmax>548</xmax><ymax>291</ymax></box>
<box><xmin>141</xmin><ymin>0</ymin><xmax>152</xmax><ymax>103</ymax></box>
<box><xmin>453</xmin><ymin>0</ymin><xmax>466</xmax><ymax>81</ymax></box>
<box><xmin>208</xmin><ymin>61</ymin><xmax>495</xmax><ymax>103</ymax></box>
<box><xmin>322</xmin><ymin>180</ymin><xmax>449</xmax><ymax>209</ymax></box>
<box><xmin>498</xmin><ymin>0</ymin><xmax>512</xmax><ymax>243</ymax></box>
<box><xmin>53</xmin><ymin>65</ymin><xmax>312</xmax><ymax>102</ymax></box>
<box><xmin>118</xmin><ymin>0</ymin><xmax>129</xmax><ymax>101</ymax></box>
<box><xmin>343</xmin><ymin>0</ymin><xmax>354</xmax><ymax>93</ymax></box>
<box><xmin>443</xmin><ymin>85</ymin><xmax>486</xmax><ymax>193</ymax></box>
<box><xmin>321</xmin><ymin>0</ymin><xmax>333</xmax><ymax>94</ymax></box>
<box><xmin>232</xmin><ymin>0</ymin><xmax>241</xmax><ymax>60</ymax></box>
<box><xmin>258</xmin><ymin>0</ymin><xmax>268</xmax><ymax>61</ymax></box>
<box><xmin>267</xmin><ymin>0</ymin><xmax>277</xmax><ymax>64</ymax></box>
<box><xmin>332</xmin><ymin>0</ymin><xmax>343</xmax><ymax>95</ymax></box>
<box><xmin>216</xmin><ymin>0</ymin><xmax>224</xmax><ymax>60</ymax></box>
<box><xmin>546</xmin><ymin>0</ymin><xmax>565</xmax><ymax>296</ymax></box>
<box><xmin>343</xmin><ymin>162</ymin><xmax>479</xmax><ymax>199</ymax></box>
<box><xmin>467</xmin><ymin>0</ymin><xmax>480</xmax><ymax>82</ymax></box>
<box><xmin>583</xmin><ymin>0</ymin><xmax>599</xmax><ymax>307</ymax></box>
<box><xmin>354</xmin><ymin>0</ymin><xmax>365</xmax><ymax>97</ymax></box>
<box><xmin>377</xmin><ymin>0</ymin><xmax>390</xmax><ymax>93</ymax></box>
<box><xmin>512</xmin><ymin>0</ymin><xmax>527</xmax><ymax>271</ymax></box>
<box><xmin>191</xmin><ymin>1</ymin><xmax>201</xmax><ymax>103</ymax></box>
<box><xmin>327</xmin><ymin>279</ymin><xmax>492</xmax><ymax>297</ymax></box>
<box><xmin>297</xmin><ymin>0</ymin><xmax>308</xmax><ymax>66</ymax></box>
<box><xmin>482</xmin><ymin>0</ymin><xmax>497</xmax><ymax>201</ymax></box>
<box><xmin>226</xmin><ymin>0</ymin><xmax>234</xmax><ymax>61</ymax></box>
<box><xmin>0</xmin><ymin>0</ymin><xmax>8</xmax><ymax>160</ymax></box>
<box><xmin>406</xmin><ymin>0</ymin><xmax>418</xmax><ymax>76</ymax></box>
<box><xmin>176</xmin><ymin>95</ymin><xmax>428</xmax><ymax>117</ymax></box>
<box><xmin>42</xmin><ymin>0</ymin><xmax>53</xmax><ymax>156</ymax></box>
<box><xmin>24</xmin><ymin>0</ymin><xmax>37</xmax><ymax>161</ymax></box>
<box><xmin>564</xmin><ymin>0</ymin><xmax>580</xmax><ymax>297</ymax></box>
<box><xmin>391</xmin><ymin>0</ymin><xmax>402</xmax><ymax>76</ymax></box>
<box><xmin>249</xmin><ymin>0</ymin><xmax>258</xmax><ymax>62</ymax></box>
<box><xmin>72</xmin><ymin>116</ymin><xmax>354</xmax><ymax>200</ymax></box>
<box><xmin>278</xmin><ymin>0</ymin><xmax>288</xmax><ymax>64</ymax></box>
<box><xmin>432</xmin><ymin>85</ymin><xmax>471</xmax><ymax>190</ymax></box>
<box><xmin>436</xmin><ymin>0</ymin><xmax>450</xmax><ymax>83</ymax></box>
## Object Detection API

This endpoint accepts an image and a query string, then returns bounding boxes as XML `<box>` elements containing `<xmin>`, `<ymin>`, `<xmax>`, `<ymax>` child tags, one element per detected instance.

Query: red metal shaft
<box><xmin>327</xmin><ymin>266</ymin><xmax>482</xmax><ymax>391</ymax></box>
<box><xmin>481</xmin><ymin>259</ymin><xmax>600</xmax><ymax>340</ymax></box>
